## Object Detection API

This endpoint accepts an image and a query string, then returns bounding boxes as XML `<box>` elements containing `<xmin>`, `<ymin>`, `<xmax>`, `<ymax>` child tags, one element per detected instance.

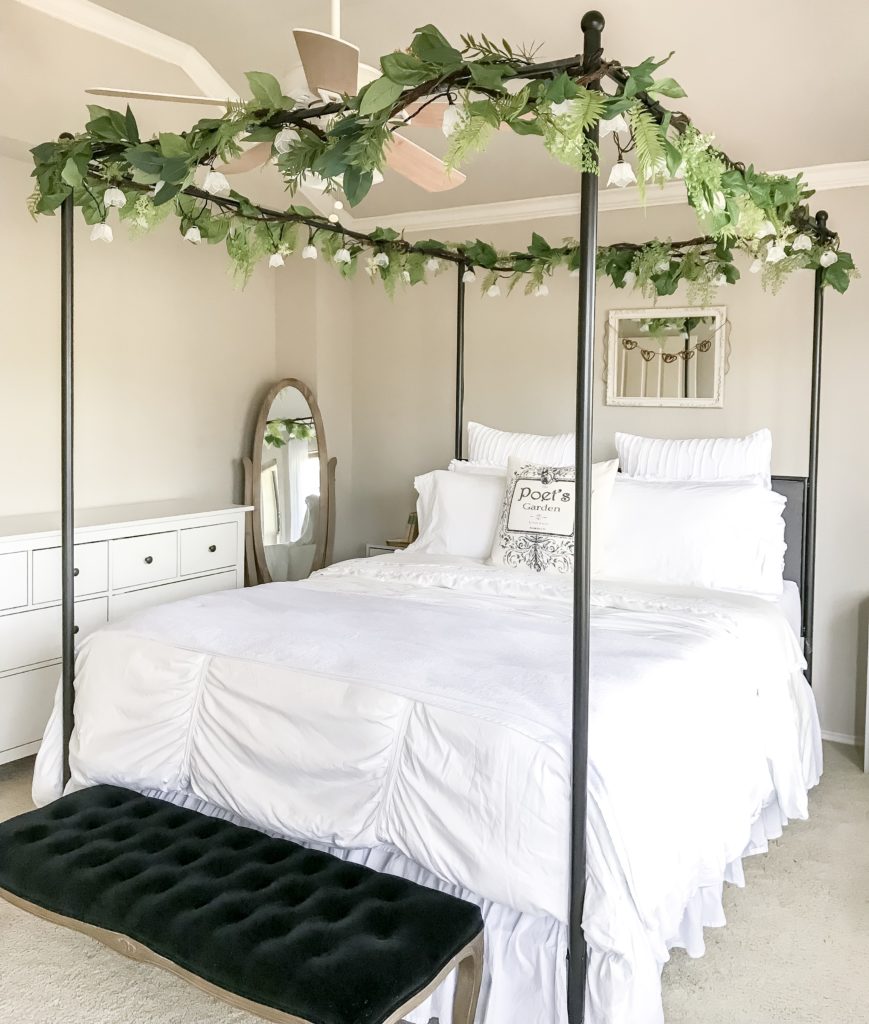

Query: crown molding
<box><xmin>13</xmin><ymin>0</ymin><xmax>239</xmax><ymax>100</ymax></box>
<box><xmin>350</xmin><ymin>160</ymin><xmax>869</xmax><ymax>234</ymax></box>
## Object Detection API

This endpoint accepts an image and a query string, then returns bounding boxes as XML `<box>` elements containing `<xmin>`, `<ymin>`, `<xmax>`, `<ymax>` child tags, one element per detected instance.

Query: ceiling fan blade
<box><xmin>86</xmin><ymin>88</ymin><xmax>231</xmax><ymax>107</ymax></box>
<box><xmin>218</xmin><ymin>141</ymin><xmax>273</xmax><ymax>175</ymax></box>
<box><xmin>293</xmin><ymin>29</ymin><xmax>359</xmax><ymax>96</ymax></box>
<box><xmin>385</xmin><ymin>135</ymin><xmax>466</xmax><ymax>192</ymax></box>
<box><xmin>395</xmin><ymin>99</ymin><xmax>449</xmax><ymax>129</ymax></box>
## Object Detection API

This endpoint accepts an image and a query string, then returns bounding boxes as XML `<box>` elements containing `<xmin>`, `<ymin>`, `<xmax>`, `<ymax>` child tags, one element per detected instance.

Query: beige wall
<box><xmin>308</xmin><ymin>187</ymin><xmax>869</xmax><ymax>744</ymax></box>
<box><xmin>0</xmin><ymin>155</ymin><xmax>276</xmax><ymax>516</ymax></box>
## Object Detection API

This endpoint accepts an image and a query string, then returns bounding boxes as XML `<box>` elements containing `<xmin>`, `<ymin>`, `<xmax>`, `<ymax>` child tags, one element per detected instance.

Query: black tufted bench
<box><xmin>0</xmin><ymin>786</ymin><xmax>484</xmax><ymax>1024</ymax></box>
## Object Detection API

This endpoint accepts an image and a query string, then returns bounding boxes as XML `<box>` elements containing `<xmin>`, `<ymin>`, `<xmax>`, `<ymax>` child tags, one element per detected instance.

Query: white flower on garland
<box><xmin>273</xmin><ymin>127</ymin><xmax>300</xmax><ymax>154</ymax></box>
<box><xmin>713</xmin><ymin>273</ymin><xmax>727</xmax><ymax>287</ymax></box>
<box><xmin>712</xmin><ymin>191</ymin><xmax>726</xmax><ymax>210</ymax></box>
<box><xmin>607</xmin><ymin>159</ymin><xmax>636</xmax><ymax>188</ymax></box>
<box><xmin>462</xmin><ymin>268</ymin><xmax>476</xmax><ymax>284</ymax></box>
<box><xmin>372</xmin><ymin>251</ymin><xmax>390</xmax><ymax>268</ymax></box>
<box><xmin>184</xmin><ymin>226</ymin><xmax>202</xmax><ymax>245</ymax></box>
<box><xmin>820</xmin><ymin>250</ymin><xmax>838</xmax><ymax>267</ymax></box>
<box><xmin>401</xmin><ymin>270</ymin><xmax>411</xmax><ymax>284</ymax></box>
<box><xmin>600</xmin><ymin>113</ymin><xmax>628</xmax><ymax>137</ymax></box>
<box><xmin>203</xmin><ymin>169</ymin><xmax>231</xmax><ymax>197</ymax></box>
<box><xmin>442</xmin><ymin>103</ymin><xmax>466</xmax><ymax>138</ymax></box>
<box><xmin>103</xmin><ymin>187</ymin><xmax>126</xmax><ymax>209</ymax></box>
<box><xmin>766</xmin><ymin>241</ymin><xmax>787</xmax><ymax>263</ymax></box>
<box><xmin>755</xmin><ymin>220</ymin><xmax>776</xmax><ymax>239</ymax></box>
<box><xmin>90</xmin><ymin>222</ymin><xmax>113</xmax><ymax>243</ymax></box>
<box><xmin>549</xmin><ymin>99</ymin><xmax>575</xmax><ymax>118</ymax></box>
<box><xmin>623</xmin><ymin>270</ymin><xmax>637</xmax><ymax>288</ymax></box>
<box><xmin>791</xmin><ymin>233</ymin><xmax>812</xmax><ymax>252</ymax></box>
<box><xmin>334</xmin><ymin>247</ymin><xmax>352</xmax><ymax>265</ymax></box>
<box><xmin>655</xmin><ymin>259</ymin><xmax>671</xmax><ymax>273</ymax></box>
<box><xmin>749</xmin><ymin>258</ymin><xmax>762</xmax><ymax>274</ymax></box>
<box><xmin>533</xmin><ymin>283</ymin><xmax>549</xmax><ymax>298</ymax></box>
<box><xmin>364</xmin><ymin>257</ymin><xmax>378</xmax><ymax>278</ymax></box>
<box><xmin>302</xmin><ymin>243</ymin><xmax>318</xmax><ymax>260</ymax></box>
<box><xmin>486</xmin><ymin>283</ymin><xmax>501</xmax><ymax>297</ymax></box>
<box><xmin>268</xmin><ymin>253</ymin><xmax>285</xmax><ymax>268</ymax></box>
<box><xmin>425</xmin><ymin>257</ymin><xmax>441</xmax><ymax>274</ymax></box>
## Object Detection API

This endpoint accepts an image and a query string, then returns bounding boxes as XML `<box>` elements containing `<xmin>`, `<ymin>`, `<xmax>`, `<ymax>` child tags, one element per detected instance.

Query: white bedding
<box><xmin>33</xmin><ymin>554</ymin><xmax>822</xmax><ymax>1024</ymax></box>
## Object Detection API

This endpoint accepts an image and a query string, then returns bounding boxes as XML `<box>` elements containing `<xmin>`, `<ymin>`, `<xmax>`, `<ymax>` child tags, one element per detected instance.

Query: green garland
<box><xmin>28</xmin><ymin>24</ymin><xmax>856</xmax><ymax>294</ymax></box>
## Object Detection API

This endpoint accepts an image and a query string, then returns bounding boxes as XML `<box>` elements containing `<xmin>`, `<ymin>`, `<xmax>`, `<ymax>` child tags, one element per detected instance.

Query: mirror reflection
<box><xmin>259</xmin><ymin>386</ymin><xmax>321</xmax><ymax>581</ymax></box>
<box><xmin>606</xmin><ymin>306</ymin><xmax>726</xmax><ymax>408</ymax></box>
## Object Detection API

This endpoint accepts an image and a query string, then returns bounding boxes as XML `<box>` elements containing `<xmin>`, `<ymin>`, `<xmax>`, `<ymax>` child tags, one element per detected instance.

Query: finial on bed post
<box><xmin>568</xmin><ymin>12</ymin><xmax>604</xmax><ymax>1024</ymax></box>
<box><xmin>803</xmin><ymin>210</ymin><xmax>829</xmax><ymax>686</ymax></box>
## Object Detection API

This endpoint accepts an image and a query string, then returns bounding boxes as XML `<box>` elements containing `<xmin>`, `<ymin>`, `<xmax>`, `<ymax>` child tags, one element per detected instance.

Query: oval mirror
<box><xmin>251</xmin><ymin>379</ymin><xmax>331</xmax><ymax>583</ymax></box>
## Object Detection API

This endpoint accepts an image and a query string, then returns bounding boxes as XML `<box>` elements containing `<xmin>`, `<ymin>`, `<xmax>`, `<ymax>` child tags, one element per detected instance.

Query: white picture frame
<box><xmin>605</xmin><ymin>305</ymin><xmax>726</xmax><ymax>408</ymax></box>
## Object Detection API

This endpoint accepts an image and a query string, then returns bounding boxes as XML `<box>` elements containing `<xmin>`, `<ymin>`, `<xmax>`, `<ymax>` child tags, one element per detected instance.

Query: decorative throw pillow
<box><xmin>489</xmin><ymin>458</ymin><xmax>618</xmax><ymax>575</ymax></box>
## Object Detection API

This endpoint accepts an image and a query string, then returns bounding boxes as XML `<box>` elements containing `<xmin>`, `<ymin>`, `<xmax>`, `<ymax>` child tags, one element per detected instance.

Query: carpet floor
<box><xmin>0</xmin><ymin>744</ymin><xmax>867</xmax><ymax>1023</ymax></box>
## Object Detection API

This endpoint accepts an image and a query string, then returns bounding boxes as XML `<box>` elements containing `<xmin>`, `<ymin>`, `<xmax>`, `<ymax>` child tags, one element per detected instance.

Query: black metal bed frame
<box><xmin>57</xmin><ymin>12</ymin><xmax>828</xmax><ymax>1021</ymax></box>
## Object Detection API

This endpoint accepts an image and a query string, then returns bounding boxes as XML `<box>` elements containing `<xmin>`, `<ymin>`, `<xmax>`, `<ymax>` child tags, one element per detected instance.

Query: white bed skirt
<box><xmin>90</xmin><ymin>777</ymin><xmax>814</xmax><ymax>1024</ymax></box>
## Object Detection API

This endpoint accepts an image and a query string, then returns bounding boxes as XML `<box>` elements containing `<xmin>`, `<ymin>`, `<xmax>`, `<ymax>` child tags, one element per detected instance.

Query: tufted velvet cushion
<box><xmin>0</xmin><ymin>786</ymin><xmax>483</xmax><ymax>1024</ymax></box>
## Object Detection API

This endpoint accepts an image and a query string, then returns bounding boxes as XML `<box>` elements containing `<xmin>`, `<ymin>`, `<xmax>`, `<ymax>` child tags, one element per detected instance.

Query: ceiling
<box><xmin>6</xmin><ymin>0</ymin><xmax>869</xmax><ymax>218</ymax></box>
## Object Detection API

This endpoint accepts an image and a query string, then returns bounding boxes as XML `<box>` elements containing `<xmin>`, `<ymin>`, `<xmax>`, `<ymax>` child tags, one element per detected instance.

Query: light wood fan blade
<box><xmin>386</xmin><ymin>135</ymin><xmax>466</xmax><ymax>192</ymax></box>
<box><xmin>86</xmin><ymin>88</ymin><xmax>231</xmax><ymax>107</ymax></box>
<box><xmin>397</xmin><ymin>99</ymin><xmax>449</xmax><ymax>129</ymax></box>
<box><xmin>293</xmin><ymin>29</ymin><xmax>359</xmax><ymax>95</ymax></box>
<box><xmin>218</xmin><ymin>141</ymin><xmax>273</xmax><ymax>175</ymax></box>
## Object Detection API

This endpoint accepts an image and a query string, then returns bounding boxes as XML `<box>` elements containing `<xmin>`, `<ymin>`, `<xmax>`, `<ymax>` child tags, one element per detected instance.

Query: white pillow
<box><xmin>489</xmin><ymin>457</ymin><xmax>619</xmax><ymax>575</ymax></box>
<box><xmin>615</xmin><ymin>429</ymin><xmax>772</xmax><ymax>487</ymax></box>
<box><xmin>448</xmin><ymin>459</ymin><xmax>507</xmax><ymax>477</ymax></box>
<box><xmin>467</xmin><ymin>422</ymin><xmax>574</xmax><ymax>468</ymax></box>
<box><xmin>598</xmin><ymin>477</ymin><xmax>786</xmax><ymax>597</ymax></box>
<box><xmin>407</xmin><ymin>470</ymin><xmax>507</xmax><ymax>559</ymax></box>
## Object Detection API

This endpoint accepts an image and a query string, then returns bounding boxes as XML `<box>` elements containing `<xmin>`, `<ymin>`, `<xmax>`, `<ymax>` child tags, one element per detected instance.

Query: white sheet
<box><xmin>780</xmin><ymin>579</ymin><xmax>802</xmax><ymax>639</ymax></box>
<box><xmin>33</xmin><ymin>554</ymin><xmax>821</xmax><ymax>1024</ymax></box>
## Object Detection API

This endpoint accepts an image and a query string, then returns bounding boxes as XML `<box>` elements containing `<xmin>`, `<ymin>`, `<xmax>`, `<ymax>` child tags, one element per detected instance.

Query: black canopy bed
<box><xmin>7</xmin><ymin>11</ymin><xmax>856</xmax><ymax>1024</ymax></box>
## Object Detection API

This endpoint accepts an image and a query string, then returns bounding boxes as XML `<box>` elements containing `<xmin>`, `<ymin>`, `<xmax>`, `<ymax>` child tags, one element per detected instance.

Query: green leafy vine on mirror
<box><xmin>26</xmin><ymin>23</ymin><xmax>856</xmax><ymax>296</ymax></box>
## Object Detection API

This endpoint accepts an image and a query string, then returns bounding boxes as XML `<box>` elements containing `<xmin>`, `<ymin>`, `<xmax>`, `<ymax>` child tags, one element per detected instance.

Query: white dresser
<box><xmin>0</xmin><ymin>500</ymin><xmax>250</xmax><ymax>766</ymax></box>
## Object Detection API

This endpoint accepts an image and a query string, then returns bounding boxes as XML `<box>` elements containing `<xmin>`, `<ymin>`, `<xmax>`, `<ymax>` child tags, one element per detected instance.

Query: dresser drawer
<box><xmin>32</xmin><ymin>541</ymin><xmax>109</xmax><ymax>604</ymax></box>
<box><xmin>0</xmin><ymin>597</ymin><xmax>108</xmax><ymax>674</ymax></box>
<box><xmin>180</xmin><ymin>522</ymin><xmax>237</xmax><ymax>576</ymax></box>
<box><xmin>0</xmin><ymin>552</ymin><xmax>28</xmax><ymax>611</ymax></box>
<box><xmin>112</xmin><ymin>570</ymin><xmax>237</xmax><ymax>622</ymax></box>
<box><xmin>0</xmin><ymin>665</ymin><xmax>58</xmax><ymax>755</ymax></box>
<box><xmin>111</xmin><ymin>532</ymin><xmax>177</xmax><ymax>590</ymax></box>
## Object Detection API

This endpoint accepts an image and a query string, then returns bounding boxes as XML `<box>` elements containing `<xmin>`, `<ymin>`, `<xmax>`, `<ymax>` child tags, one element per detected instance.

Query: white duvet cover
<box><xmin>33</xmin><ymin>554</ymin><xmax>822</xmax><ymax>1024</ymax></box>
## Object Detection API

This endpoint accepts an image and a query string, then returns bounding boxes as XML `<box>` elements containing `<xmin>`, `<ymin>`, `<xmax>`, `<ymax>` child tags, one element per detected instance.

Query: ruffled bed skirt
<box><xmin>115</xmin><ymin>770</ymin><xmax>817</xmax><ymax>1024</ymax></box>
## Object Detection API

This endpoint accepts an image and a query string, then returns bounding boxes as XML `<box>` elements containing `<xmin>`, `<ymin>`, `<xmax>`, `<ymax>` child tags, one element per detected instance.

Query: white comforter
<box><xmin>33</xmin><ymin>554</ymin><xmax>822</xmax><ymax>1024</ymax></box>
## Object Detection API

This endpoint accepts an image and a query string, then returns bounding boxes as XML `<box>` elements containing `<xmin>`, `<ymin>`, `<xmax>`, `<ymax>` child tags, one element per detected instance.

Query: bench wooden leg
<box><xmin>451</xmin><ymin>931</ymin><xmax>484</xmax><ymax>1024</ymax></box>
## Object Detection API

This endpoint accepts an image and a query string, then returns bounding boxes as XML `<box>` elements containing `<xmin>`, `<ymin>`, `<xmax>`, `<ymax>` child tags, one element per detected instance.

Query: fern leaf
<box><xmin>445</xmin><ymin>116</ymin><xmax>496</xmax><ymax>172</ymax></box>
<box><xmin>628</xmin><ymin>104</ymin><xmax>665</xmax><ymax>199</ymax></box>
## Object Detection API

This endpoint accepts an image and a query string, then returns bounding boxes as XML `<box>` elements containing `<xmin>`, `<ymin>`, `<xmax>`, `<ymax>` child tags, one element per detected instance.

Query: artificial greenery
<box><xmin>28</xmin><ymin>23</ymin><xmax>856</xmax><ymax>295</ymax></box>
<box><xmin>264</xmin><ymin>418</ymin><xmax>315</xmax><ymax>447</ymax></box>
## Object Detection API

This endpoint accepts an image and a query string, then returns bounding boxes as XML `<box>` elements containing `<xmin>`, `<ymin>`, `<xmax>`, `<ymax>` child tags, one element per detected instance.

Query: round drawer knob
<box><xmin>144</xmin><ymin>555</ymin><xmax>154</xmax><ymax>565</ymax></box>
<box><xmin>73</xmin><ymin>625</ymin><xmax>80</xmax><ymax>635</ymax></box>
<box><xmin>208</xmin><ymin>545</ymin><xmax>217</xmax><ymax>553</ymax></box>
<box><xmin>73</xmin><ymin>568</ymin><xmax>80</xmax><ymax>577</ymax></box>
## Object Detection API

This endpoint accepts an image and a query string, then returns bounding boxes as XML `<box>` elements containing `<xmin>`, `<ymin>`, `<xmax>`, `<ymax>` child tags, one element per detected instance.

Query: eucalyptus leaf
<box><xmin>359</xmin><ymin>76</ymin><xmax>404</xmax><ymax>116</ymax></box>
<box><xmin>245</xmin><ymin>71</ymin><xmax>284</xmax><ymax>108</ymax></box>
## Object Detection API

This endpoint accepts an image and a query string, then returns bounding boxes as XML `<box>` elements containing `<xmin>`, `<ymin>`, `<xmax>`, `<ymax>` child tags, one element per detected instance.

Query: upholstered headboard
<box><xmin>771</xmin><ymin>475</ymin><xmax>808</xmax><ymax>625</ymax></box>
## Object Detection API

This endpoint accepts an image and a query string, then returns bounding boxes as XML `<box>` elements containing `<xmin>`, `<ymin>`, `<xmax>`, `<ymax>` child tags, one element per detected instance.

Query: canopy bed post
<box><xmin>60</xmin><ymin>193</ymin><xmax>75</xmax><ymax>787</ymax></box>
<box><xmin>455</xmin><ymin>261</ymin><xmax>467</xmax><ymax>460</ymax></box>
<box><xmin>803</xmin><ymin>210</ymin><xmax>829</xmax><ymax>684</ymax></box>
<box><xmin>568</xmin><ymin>11</ymin><xmax>604</xmax><ymax>1023</ymax></box>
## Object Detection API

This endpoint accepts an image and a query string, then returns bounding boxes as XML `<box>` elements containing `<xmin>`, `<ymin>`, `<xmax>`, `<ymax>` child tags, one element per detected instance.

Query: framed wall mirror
<box><xmin>605</xmin><ymin>306</ymin><xmax>727</xmax><ymax>408</ymax></box>
<box><xmin>248</xmin><ymin>379</ymin><xmax>335</xmax><ymax>584</ymax></box>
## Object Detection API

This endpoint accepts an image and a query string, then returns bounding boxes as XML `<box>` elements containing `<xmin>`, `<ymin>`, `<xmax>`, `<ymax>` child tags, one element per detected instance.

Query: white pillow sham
<box><xmin>407</xmin><ymin>470</ymin><xmax>507</xmax><ymax>559</ymax></box>
<box><xmin>467</xmin><ymin>422</ymin><xmax>574</xmax><ymax>468</ymax></box>
<box><xmin>615</xmin><ymin>429</ymin><xmax>772</xmax><ymax>487</ymax></box>
<box><xmin>598</xmin><ymin>477</ymin><xmax>786</xmax><ymax>597</ymax></box>
<box><xmin>488</xmin><ymin>458</ymin><xmax>619</xmax><ymax>575</ymax></box>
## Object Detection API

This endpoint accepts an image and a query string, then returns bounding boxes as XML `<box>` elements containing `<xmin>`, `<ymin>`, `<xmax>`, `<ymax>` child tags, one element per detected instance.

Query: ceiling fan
<box><xmin>86</xmin><ymin>0</ymin><xmax>464</xmax><ymax>197</ymax></box>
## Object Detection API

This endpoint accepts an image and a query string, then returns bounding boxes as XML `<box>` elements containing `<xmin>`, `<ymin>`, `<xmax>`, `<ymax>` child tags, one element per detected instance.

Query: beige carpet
<box><xmin>0</xmin><ymin>745</ymin><xmax>867</xmax><ymax>1023</ymax></box>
